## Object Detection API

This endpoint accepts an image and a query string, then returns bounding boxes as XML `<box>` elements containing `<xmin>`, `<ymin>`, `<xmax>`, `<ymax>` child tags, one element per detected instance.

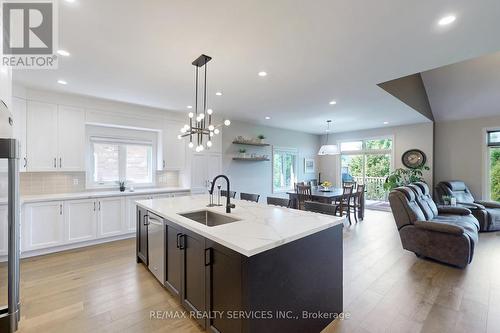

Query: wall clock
<box><xmin>402</xmin><ymin>149</ymin><xmax>427</xmax><ymax>169</ymax></box>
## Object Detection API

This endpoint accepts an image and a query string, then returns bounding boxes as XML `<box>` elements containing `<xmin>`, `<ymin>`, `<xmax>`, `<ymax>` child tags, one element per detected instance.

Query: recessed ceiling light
<box><xmin>258</xmin><ymin>71</ymin><xmax>267</xmax><ymax>77</ymax></box>
<box><xmin>329</xmin><ymin>100</ymin><xmax>337</xmax><ymax>105</ymax></box>
<box><xmin>383</xmin><ymin>121</ymin><xmax>389</xmax><ymax>125</ymax></box>
<box><xmin>265</xmin><ymin>116</ymin><xmax>271</xmax><ymax>120</ymax></box>
<box><xmin>187</xmin><ymin>105</ymin><xmax>193</xmax><ymax>109</ymax></box>
<box><xmin>57</xmin><ymin>80</ymin><xmax>68</xmax><ymax>85</ymax></box>
<box><xmin>64</xmin><ymin>0</ymin><xmax>76</xmax><ymax>3</ymax></box>
<box><xmin>57</xmin><ymin>49</ymin><xmax>70</xmax><ymax>57</ymax></box>
<box><xmin>438</xmin><ymin>15</ymin><xmax>456</xmax><ymax>26</ymax></box>
<box><xmin>215</xmin><ymin>92</ymin><xmax>223</xmax><ymax>96</ymax></box>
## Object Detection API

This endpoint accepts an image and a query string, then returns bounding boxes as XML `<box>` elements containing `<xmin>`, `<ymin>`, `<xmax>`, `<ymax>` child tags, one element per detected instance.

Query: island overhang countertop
<box><xmin>136</xmin><ymin>194</ymin><xmax>345</xmax><ymax>257</ymax></box>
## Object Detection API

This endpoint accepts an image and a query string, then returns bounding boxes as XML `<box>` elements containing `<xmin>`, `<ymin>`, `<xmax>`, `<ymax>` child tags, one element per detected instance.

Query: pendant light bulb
<box><xmin>224</xmin><ymin>120</ymin><xmax>231</xmax><ymax>126</ymax></box>
<box><xmin>208</xmin><ymin>125</ymin><xmax>215</xmax><ymax>131</ymax></box>
<box><xmin>207</xmin><ymin>109</ymin><xmax>213</xmax><ymax>115</ymax></box>
<box><xmin>214</xmin><ymin>129</ymin><xmax>220</xmax><ymax>135</ymax></box>
<box><xmin>188</xmin><ymin>142</ymin><xmax>194</xmax><ymax>149</ymax></box>
<box><xmin>188</xmin><ymin>112</ymin><xmax>194</xmax><ymax>118</ymax></box>
<box><xmin>207</xmin><ymin>141</ymin><xmax>213</xmax><ymax>147</ymax></box>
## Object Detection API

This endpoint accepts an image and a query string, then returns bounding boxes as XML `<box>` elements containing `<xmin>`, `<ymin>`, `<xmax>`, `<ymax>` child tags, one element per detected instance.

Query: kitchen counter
<box><xmin>136</xmin><ymin>194</ymin><xmax>344</xmax><ymax>257</ymax></box>
<box><xmin>136</xmin><ymin>194</ymin><xmax>344</xmax><ymax>333</ymax></box>
<box><xmin>0</xmin><ymin>187</ymin><xmax>191</xmax><ymax>205</ymax></box>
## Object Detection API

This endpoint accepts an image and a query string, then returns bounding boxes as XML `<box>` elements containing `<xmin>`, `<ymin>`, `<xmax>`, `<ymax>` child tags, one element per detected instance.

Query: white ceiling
<box><xmin>422</xmin><ymin>50</ymin><xmax>500</xmax><ymax>122</ymax></box>
<box><xmin>13</xmin><ymin>0</ymin><xmax>500</xmax><ymax>134</ymax></box>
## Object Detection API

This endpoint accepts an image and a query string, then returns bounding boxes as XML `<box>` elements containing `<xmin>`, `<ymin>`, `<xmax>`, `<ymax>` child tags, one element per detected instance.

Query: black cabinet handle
<box><xmin>179</xmin><ymin>234</ymin><xmax>186</xmax><ymax>250</ymax></box>
<box><xmin>205</xmin><ymin>248</ymin><xmax>212</xmax><ymax>266</ymax></box>
<box><xmin>23</xmin><ymin>157</ymin><xmax>27</xmax><ymax>168</ymax></box>
<box><xmin>176</xmin><ymin>233</ymin><xmax>182</xmax><ymax>249</ymax></box>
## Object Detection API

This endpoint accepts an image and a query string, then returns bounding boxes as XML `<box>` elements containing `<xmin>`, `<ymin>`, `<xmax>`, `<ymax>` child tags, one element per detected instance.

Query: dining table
<box><xmin>286</xmin><ymin>187</ymin><xmax>365</xmax><ymax>220</ymax></box>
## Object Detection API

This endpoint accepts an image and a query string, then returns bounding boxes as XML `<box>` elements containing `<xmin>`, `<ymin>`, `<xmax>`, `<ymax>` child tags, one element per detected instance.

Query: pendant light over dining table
<box><xmin>178</xmin><ymin>54</ymin><xmax>230</xmax><ymax>152</ymax></box>
<box><xmin>318</xmin><ymin>120</ymin><xmax>340</xmax><ymax>155</ymax></box>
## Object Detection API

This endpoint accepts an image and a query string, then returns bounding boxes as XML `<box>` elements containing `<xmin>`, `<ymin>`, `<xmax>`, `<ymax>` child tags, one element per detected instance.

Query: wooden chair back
<box><xmin>296</xmin><ymin>184</ymin><xmax>312</xmax><ymax>210</ymax></box>
<box><xmin>221</xmin><ymin>190</ymin><xmax>236</xmax><ymax>198</ymax></box>
<box><xmin>267</xmin><ymin>197</ymin><xmax>291</xmax><ymax>208</ymax></box>
<box><xmin>240</xmin><ymin>192</ymin><xmax>260</xmax><ymax>203</ymax></box>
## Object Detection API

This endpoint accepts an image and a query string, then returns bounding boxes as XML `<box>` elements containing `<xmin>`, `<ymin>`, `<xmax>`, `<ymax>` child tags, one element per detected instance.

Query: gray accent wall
<box><xmin>221</xmin><ymin>121</ymin><xmax>321</xmax><ymax>200</ymax></box>
<box><xmin>435</xmin><ymin>115</ymin><xmax>500</xmax><ymax>199</ymax></box>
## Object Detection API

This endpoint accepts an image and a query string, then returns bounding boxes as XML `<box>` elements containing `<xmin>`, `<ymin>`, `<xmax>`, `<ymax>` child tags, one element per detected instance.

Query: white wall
<box><xmin>435</xmin><ymin>115</ymin><xmax>500</xmax><ymax>199</ymax></box>
<box><xmin>318</xmin><ymin>123</ymin><xmax>434</xmax><ymax>186</ymax></box>
<box><xmin>221</xmin><ymin>121</ymin><xmax>321</xmax><ymax>200</ymax></box>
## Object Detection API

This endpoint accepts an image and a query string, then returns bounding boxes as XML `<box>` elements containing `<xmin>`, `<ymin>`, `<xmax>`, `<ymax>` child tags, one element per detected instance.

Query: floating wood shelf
<box><xmin>232</xmin><ymin>157</ymin><xmax>270</xmax><ymax>161</ymax></box>
<box><xmin>232</xmin><ymin>141</ymin><xmax>270</xmax><ymax>147</ymax></box>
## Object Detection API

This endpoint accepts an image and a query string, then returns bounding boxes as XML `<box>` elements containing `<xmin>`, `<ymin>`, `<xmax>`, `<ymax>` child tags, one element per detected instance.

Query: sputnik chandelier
<box><xmin>178</xmin><ymin>54</ymin><xmax>230</xmax><ymax>152</ymax></box>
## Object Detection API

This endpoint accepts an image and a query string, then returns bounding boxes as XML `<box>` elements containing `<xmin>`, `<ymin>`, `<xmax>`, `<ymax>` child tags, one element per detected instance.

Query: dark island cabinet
<box><xmin>136</xmin><ymin>207</ymin><xmax>148</xmax><ymax>265</ymax></box>
<box><xmin>205</xmin><ymin>240</ymin><xmax>243</xmax><ymax>333</ymax></box>
<box><xmin>181</xmin><ymin>228</ymin><xmax>208</xmax><ymax>329</ymax></box>
<box><xmin>165</xmin><ymin>220</ymin><xmax>182</xmax><ymax>298</ymax></box>
<box><xmin>138</xmin><ymin>208</ymin><xmax>343</xmax><ymax>333</ymax></box>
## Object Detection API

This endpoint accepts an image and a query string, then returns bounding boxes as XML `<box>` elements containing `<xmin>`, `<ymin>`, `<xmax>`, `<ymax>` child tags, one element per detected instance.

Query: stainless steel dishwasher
<box><xmin>147</xmin><ymin>212</ymin><xmax>165</xmax><ymax>284</ymax></box>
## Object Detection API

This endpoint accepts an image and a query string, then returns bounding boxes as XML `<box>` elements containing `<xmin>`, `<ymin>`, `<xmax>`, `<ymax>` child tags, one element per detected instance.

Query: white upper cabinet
<box><xmin>190</xmin><ymin>152</ymin><xmax>222</xmax><ymax>194</ymax></box>
<box><xmin>163</xmin><ymin>120</ymin><xmax>186</xmax><ymax>170</ymax></box>
<box><xmin>26</xmin><ymin>101</ymin><xmax>85</xmax><ymax>172</ymax></box>
<box><xmin>27</xmin><ymin>101</ymin><xmax>58</xmax><ymax>171</ymax></box>
<box><xmin>12</xmin><ymin>97</ymin><xmax>27</xmax><ymax>171</ymax></box>
<box><xmin>57</xmin><ymin>105</ymin><xmax>85</xmax><ymax>171</ymax></box>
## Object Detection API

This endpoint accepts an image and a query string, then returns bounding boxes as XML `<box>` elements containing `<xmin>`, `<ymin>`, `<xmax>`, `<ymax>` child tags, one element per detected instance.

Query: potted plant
<box><xmin>238</xmin><ymin>148</ymin><xmax>247</xmax><ymax>158</ymax></box>
<box><xmin>320</xmin><ymin>181</ymin><xmax>333</xmax><ymax>191</ymax></box>
<box><xmin>257</xmin><ymin>134</ymin><xmax>266</xmax><ymax>143</ymax></box>
<box><xmin>383</xmin><ymin>164</ymin><xmax>431</xmax><ymax>192</ymax></box>
<box><xmin>441</xmin><ymin>195</ymin><xmax>452</xmax><ymax>205</ymax></box>
<box><xmin>117</xmin><ymin>180</ymin><xmax>126</xmax><ymax>192</ymax></box>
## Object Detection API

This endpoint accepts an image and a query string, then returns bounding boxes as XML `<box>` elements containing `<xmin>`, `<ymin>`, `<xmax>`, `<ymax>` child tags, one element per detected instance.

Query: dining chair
<box><xmin>296</xmin><ymin>184</ymin><xmax>312</xmax><ymax>210</ymax></box>
<box><xmin>267</xmin><ymin>197</ymin><xmax>291</xmax><ymax>208</ymax></box>
<box><xmin>304</xmin><ymin>201</ymin><xmax>337</xmax><ymax>216</ymax></box>
<box><xmin>221</xmin><ymin>190</ymin><xmax>236</xmax><ymax>198</ymax></box>
<box><xmin>349</xmin><ymin>184</ymin><xmax>365</xmax><ymax>223</ymax></box>
<box><xmin>240</xmin><ymin>192</ymin><xmax>260</xmax><ymax>203</ymax></box>
<box><xmin>333</xmin><ymin>185</ymin><xmax>354</xmax><ymax>224</ymax></box>
<box><xmin>343</xmin><ymin>180</ymin><xmax>357</xmax><ymax>188</ymax></box>
<box><xmin>308</xmin><ymin>179</ymin><xmax>319</xmax><ymax>187</ymax></box>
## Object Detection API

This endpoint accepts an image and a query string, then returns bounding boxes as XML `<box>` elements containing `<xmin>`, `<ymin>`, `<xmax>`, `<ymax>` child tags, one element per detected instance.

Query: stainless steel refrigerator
<box><xmin>0</xmin><ymin>100</ymin><xmax>20</xmax><ymax>333</ymax></box>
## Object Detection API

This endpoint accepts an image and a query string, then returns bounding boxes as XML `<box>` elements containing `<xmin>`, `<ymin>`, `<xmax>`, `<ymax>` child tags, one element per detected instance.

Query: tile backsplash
<box><xmin>16</xmin><ymin>171</ymin><xmax>180</xmax><ymax>195</ymax></box>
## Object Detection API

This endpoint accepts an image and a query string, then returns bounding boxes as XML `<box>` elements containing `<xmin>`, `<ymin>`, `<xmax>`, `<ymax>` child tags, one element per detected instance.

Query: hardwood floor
<box><xmin>1</xmin><ymin>210</ymin><xmax>500</xmax><ymax>333</ymax></box>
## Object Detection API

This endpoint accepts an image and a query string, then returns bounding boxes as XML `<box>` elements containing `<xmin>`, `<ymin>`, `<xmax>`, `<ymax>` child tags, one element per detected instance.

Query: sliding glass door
<box><xmin>340</xmin><ymin>138</ymin><xmax>393</xmax><ymax>203</ymax></box>
<box><xmin>488</xmin><ymin>131</ymin><xmax>500</xmax><ymax>201</ymax></box>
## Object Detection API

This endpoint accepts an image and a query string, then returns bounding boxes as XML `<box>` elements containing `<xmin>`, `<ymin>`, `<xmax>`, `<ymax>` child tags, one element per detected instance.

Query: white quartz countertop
<box><xmin>2</xmin><ymin>187</ymin><xmax>191</xmax><ymax>205</ymax></box>
<box><xmin>136</xmin><ymin>195</ymin><xmax>344</xmax><ymax>257</ymax></box>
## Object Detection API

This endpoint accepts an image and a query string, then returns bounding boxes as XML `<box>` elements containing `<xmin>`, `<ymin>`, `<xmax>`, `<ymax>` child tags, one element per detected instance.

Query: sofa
<box><xmin>436</xmin><ymin>181</ymin><xmax>500</xmax><ymax>232</ymax></box>
<box><xmin>388</xmin><ymin>183</ymin><xmax>480</xmax><ymax>268</ymax></box>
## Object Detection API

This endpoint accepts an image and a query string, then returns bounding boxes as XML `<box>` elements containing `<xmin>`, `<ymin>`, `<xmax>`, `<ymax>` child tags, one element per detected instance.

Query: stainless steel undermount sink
<box><xmin>178</xmin><ymin>210</ymin><xmax>240</xmax><ymax>227</ymax></box>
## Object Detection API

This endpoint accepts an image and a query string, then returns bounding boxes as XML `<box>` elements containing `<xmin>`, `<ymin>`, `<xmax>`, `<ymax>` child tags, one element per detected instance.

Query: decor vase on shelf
<box><xmin>257</xmin><ymin>134</ymin><xmax>266</xmax><ymax>143</ymax></box>
<box><xmin>238</xmin><ymin>148</ymin><xmax>247</xmax><ymax>158</ymax></box>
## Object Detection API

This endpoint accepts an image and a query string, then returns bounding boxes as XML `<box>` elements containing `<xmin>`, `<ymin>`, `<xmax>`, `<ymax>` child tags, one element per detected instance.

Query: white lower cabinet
<box><xmin>65</xmin><ymin>199</ymin><xmax>97</xmax><ymax>243</ymax></box>
<box><xmin>20</xmin><ymin>191</ymin><xmax>187</xmax><ymax>255</ymax></box>
<box><xmin>23</xmin><ymin>201</ymin><xmax>64</xmax><ymax>251</ymax></box>
<box><xmin>0</xmin><ymin>205</ymin><xmax>8</xmax><ymax>256</ymax></box>
<box><xmin>97</xmin><ymin>197</ymin><xmax>124</xmax><ymax>238</ymax></box>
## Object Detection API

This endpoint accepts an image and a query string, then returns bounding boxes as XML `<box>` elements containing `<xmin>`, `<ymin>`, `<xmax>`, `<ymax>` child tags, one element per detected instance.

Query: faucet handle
<box><xmin>228</xmin><ymin>203</ymin><xmax>236</xmax><ymax>209</ymax></box>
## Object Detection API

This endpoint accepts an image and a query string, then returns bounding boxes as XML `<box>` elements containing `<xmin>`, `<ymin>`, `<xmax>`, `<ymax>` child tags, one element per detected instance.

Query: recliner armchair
<box><xmin>389</xmin><ymin>183</ymin><xmax>480</xmax><ymax>268</ymax></box>
<box><xmin>436</xmin><ymin>181</ymin><xmax>500</xmax><ymax>232</ymax></box>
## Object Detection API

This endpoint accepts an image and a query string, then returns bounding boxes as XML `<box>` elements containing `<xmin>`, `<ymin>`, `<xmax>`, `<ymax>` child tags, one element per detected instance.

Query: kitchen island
<box><xmin>136</xmin><ymin>195</ymin><xmax>344</xmax><ymax>333</ymax></box>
